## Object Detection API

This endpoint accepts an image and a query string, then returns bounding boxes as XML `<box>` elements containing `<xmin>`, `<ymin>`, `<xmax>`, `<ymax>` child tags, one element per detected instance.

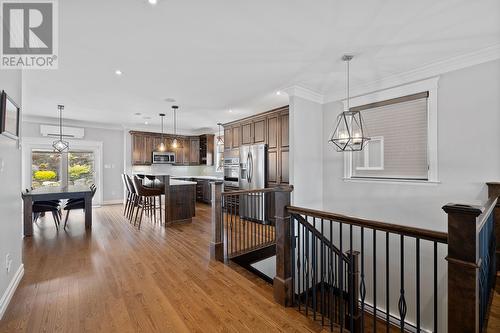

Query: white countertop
<box><xmin>170</xmin><ymin>179</ymin><xmax>197</xmax><ymax>186</ymax></box>
<box><xmin>172</xmin><ymin>176</ymin><xmax>223</xmax><ymax>181</ymax></box>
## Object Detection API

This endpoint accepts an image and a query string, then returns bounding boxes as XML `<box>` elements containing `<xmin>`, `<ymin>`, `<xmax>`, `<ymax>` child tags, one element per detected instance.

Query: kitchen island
<box><xmin>136</xmin><ymin>173</ymin><xmax>197</xmax><ymax>225</ymax></box>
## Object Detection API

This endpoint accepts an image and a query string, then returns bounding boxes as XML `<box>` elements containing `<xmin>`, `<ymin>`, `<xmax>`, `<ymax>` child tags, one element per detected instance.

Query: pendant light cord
<box><xmin>346</xmin><ymin>58</ymin><xmax>350</xmax><ymax>111</ymax></box>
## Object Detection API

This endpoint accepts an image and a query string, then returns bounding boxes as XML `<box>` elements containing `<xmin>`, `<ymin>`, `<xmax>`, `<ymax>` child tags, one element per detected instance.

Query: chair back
<box><xmin>126</xmin><ymin>174</ymin><xmax>136</xmax><ymax>194</ymax></box>
<box><xmin>132</xmin><ymin>176</ymin><xmax>161</xmax><ymax>196</ymax></box>
<box><xmin>122</xmin><ymin>174</ymin><xmax>131</xmax><ymax>192</ymax></box>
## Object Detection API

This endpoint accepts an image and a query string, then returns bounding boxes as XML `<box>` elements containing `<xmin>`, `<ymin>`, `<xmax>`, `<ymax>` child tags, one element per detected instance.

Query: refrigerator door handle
<box><xmin>249</xmin><ymin>153</ymin><xmax>253</xmax><ymax>183</ymax></box>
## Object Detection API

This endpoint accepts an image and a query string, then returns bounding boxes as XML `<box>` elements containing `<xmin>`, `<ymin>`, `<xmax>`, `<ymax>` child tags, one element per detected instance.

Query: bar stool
<box><xmin>125</xmin><ymin>175</ymin><xmax>138</xmax><ymax>222</ymax></box>
<box><xmin>121</xmin><ymin>174</ymin><xmax>133</xmax><ymax>218</ymax></box>
<box><xmin>131</xmin><ymin>176</ymin><xmax>163</xmax><ymax>229</ymax></box>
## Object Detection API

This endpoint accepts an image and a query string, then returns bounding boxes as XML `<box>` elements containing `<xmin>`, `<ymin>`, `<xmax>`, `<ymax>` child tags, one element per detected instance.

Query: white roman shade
<box><xmin>351</xmin><ymin>92</ymin><xmax>429</xmax><ymax>180</ymax></box>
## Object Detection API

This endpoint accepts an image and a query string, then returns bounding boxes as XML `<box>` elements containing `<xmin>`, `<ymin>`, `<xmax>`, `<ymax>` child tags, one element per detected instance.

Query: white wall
<box><xmin>322</xmin><ymin>59</ymin><xmax>500</xmax><ymax>230</ymax></box>
<box><xmin>0</xmin><ymin>70</ymin><xmax>24</xmax><ymax>319</ymax></box>
<box><xmin>22</xmin><ymin>120</ymin><xmax>125</xmax><ymax>204</ymax></box>
<box><xmin>314</xmin><ymin>59</ymin><xmax>500</xmax><ymax>331</ymax></box>
<box><xmin>289</xmin><ymin>96</ymin><xmax>323</xmax><ymax>209</ymax></box>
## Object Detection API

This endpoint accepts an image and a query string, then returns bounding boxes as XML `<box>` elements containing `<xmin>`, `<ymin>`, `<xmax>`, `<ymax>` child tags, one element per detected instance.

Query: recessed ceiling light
<box><xmin>148</xmin><ymin>0</ymin><xmax>157</xmax><ymax>5</ymax></box>
<box><xmin>134</xmin><ymin>112</ymin><xmax>142</xmax><ymax>116</ymax></box>
<box><xmin>229</xmin><ymin>109</ymin><xmax>233</xmax><ymax>113</ymax></box>
<box><xmin>115</xmin><ymin>69</ymin><xmax>122</xmax><ymax>76</ymax></box>
<box><xmin>164</xmin><ymin>97</ymin><xmax>176</xmax><ymax>103</ymax></box>
<box><xmin>144</xmin><ymin>121</ymin><xmax>149</xmax><ymax>125</ymax></box>
<box><xmin>276</xmin><ymin>91</ymin><xmax>282</xmax><ymax>96</ymax></box>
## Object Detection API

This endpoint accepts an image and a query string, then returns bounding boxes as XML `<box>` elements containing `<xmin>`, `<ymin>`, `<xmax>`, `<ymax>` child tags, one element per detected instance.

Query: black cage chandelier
<box><xmin>52</xmin><ymin>104</ymin><xmax>69</xmax><ymax>152</ymax></box>
<box><xmin>216</xmin><ymin>122</ymin><xmax>224</xmax><ymax>145</ymax></box>
<box><xmin>328</xmin><ymin>55</ymin><xmax>369</xmax><ymax>152</ymax></box>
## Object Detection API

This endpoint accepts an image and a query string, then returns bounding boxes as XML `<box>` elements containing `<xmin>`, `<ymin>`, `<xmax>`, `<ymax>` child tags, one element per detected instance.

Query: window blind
<box><xmin>351</xmin><ymin>92</ymin><xmax>428</xmax><ymax>180</ymax></box>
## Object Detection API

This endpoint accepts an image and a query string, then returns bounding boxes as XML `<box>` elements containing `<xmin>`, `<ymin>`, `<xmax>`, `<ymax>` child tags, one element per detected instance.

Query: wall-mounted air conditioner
<box><xmin>40</xmin><ymin>124</ymin><xmax>85</xmax><ymax>139</ymax></box>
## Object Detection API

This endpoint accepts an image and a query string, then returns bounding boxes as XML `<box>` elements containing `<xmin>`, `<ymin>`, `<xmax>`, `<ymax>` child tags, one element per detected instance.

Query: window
<box><xmin>349</xmin><ymin>91</ymin><xmax>430</xmax><ymax>181</ymax></box>
<box><xmin>32</xmin><ymin>150</ymin><xmax>96</xmax><ymax>189</ymax></box>
<box><xmin>354</xmin><ymin>137</ymin><xmax>384</xmax><ymax>171</ymax></box>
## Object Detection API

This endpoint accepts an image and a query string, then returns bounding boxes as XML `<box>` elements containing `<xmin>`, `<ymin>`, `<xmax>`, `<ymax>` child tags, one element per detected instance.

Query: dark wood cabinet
<box><xmin>223</xmin><ymin>106</ymin><xmax>289</xmax><ymax>187</ymax></box>
<box><xmin>224</xmin><ymin>128</ymin><xmax>232</xmax><ymax>150</ymax></box>
<box><xmin>253</xmin><ymin>117</ymin><xmax>266</xmax><ymax>143</ymax></box>
<box><xmin>232</xmin><ymin>126</ymin><xmax>241</xmax><ymax>148</ymax></box>
<box><xmin>195</xmin><ymin>179</ymin><xmax>212</xmax><ymax>204</ymax></box>
<box><xmin>129</xmin><ymin>131</ymin><xmax>214</xmax><ymax>166</ymax></box>
<box><xmin>241</xmin><ymin>122</ymin><xmax>252</xmax><ymax>145</ymax></box>
<box><xmin>189</xmin><ymin>137</ymin><xmax>200</xmax><ymax>164</ymax></box>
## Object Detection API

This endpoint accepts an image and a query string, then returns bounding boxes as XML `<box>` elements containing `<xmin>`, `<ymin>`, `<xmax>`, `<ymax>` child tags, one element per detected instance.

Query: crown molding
<box><xmin>283</xmin><ymin>85</ymin><xmax>324</xmax><ymax>104</ymax></box>
<box><xmin>324</xmin><ymin>43</ymin><xmax>500</xmax><ymax>103</ymax></box>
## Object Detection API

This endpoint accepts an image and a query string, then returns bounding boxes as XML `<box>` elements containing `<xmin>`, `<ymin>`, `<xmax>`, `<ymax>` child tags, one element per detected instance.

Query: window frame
<box><xmin>354</xmin><ymin>136</ymin><xmax>384</xmax><ymax>172</ymax></box>
<box><xmin>343</xmin><ymin>77</ymin><xmax>439</xmax><ymax>184</ymax></box>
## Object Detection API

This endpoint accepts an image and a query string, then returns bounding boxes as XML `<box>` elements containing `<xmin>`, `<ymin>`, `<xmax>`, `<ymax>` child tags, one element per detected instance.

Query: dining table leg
<box><xmin>23</xmin><ymin>195</ymin><xmax>33</xmax><ymax>237</ymax></box>
<box><xmin>84</xmin><ymin>192</ymin><xmax>92</xmax><ymax>229</ymax></box>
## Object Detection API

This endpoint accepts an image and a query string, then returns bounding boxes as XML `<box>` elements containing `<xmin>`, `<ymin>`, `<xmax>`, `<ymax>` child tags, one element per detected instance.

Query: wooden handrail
<box><xmin>476</xmin><ymin>197</ymin><xmax>497</xmax><ymax>232</ymax></box>
<box><xmin>287</xmin><ymin>205</ymin><xmax>448</xmax><ymax>243</ymax></box>
<box><xmin>222</xmin><ymin>185</ymin><xmax>293</xmax><ymax>197</ymax></box>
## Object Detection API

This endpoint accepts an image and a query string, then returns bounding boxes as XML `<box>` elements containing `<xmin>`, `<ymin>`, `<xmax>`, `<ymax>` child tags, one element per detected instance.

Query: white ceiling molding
<box><xmin>282</xmin><ymin>85</ymin><xmax>324</xmax><ymax>104</ymax></box>
<box><xmin>324</xmin><ymin>44</ymin><xmax>500</xmax><ymax>104</ymax></box>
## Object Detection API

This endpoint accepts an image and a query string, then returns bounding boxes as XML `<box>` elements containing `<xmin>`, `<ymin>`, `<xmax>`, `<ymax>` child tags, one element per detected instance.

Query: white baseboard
<box><xmin>102</xmin><ymin>199</ymin><xmax>123</xmax><ymax>206</ymax></box>
<box><xmin>0</xmin><ymin>264</ymin><xmax>24</xmax><ymax>320</ymax></box>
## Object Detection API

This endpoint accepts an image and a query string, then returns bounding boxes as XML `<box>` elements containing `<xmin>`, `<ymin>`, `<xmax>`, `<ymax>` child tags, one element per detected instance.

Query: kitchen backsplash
<box><xmin>132</xmin><ymin>164</ymin><xmax>221</xmax><ymax>177</ymax></box>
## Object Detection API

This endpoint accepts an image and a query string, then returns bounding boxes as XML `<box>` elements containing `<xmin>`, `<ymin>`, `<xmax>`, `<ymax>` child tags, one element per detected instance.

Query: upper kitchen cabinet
<box><xmin>222</xmin><ymin>105</ymin><xmax>289</xmax><ymax>187</ymax></box>
<box><xmin>129</xmin><ymin>131</ymin><xmax>214</xmax><ymax>166</ymax></box>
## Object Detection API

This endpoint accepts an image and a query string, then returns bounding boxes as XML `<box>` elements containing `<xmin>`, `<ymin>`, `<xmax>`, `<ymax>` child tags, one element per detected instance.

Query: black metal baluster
<box><xmin>330</xmin><ymin>220</ymin><xmax>334</xmax><ymax>331</ymax></box>
<box><xmin>339</xmin><ymin>222</ymin><xmax>344</xmax><ymax>332</ymax></box>
<box><xmin>297</xmin><ymin>217</ymin><xmax>301</xmax><ymax>312</ymax></box>
<box><xmin>416</xmin><ymin>238</ymin><xmax>420</xmax><ymax>332</ymax></box>
<box><xmin>291</xmin><ymin>216</ymin><xmax>296</xmax><ymax>306</ymax></box>
<box><xmin>360</xmin><ymin>227</ymin><xmax>366</xmax><ymax>332</ymax></box>
<box><xmin>303</xmin><ymin>223</ymin><xmax>306</xmax><ymax>314</ymax></box>
<box><xmin>373</xmin><ymin>230</ymin><xmax>377</xmax><ymax>333</ymax></box>
<box><xmin>306</xmin><ymin>223</ymin><xmax>310</xmax><ymax>316</ymax></box>
<box><xmin>321</xmin><ymin>219</ymin><xmax>325</xmax><ymax>326</ymax></box>
<box><xmin>398</xmin><ymin>235</ymin><xmax>407</xmax><ymax>332</ymax></box>
<box><xmin>433</xmin><ymin>241</ymin><xmax>438</xmax><ymax>333</ymax></box>
<box><xmin>349</xmin><ymin>225</ymin><xmax>353</xmax><ymax>331</ymax></box>
<box><xmin>386</xmin><ymin>232</ymin><xmax>390</xmax><ymax>333</ymax></box>
<box><xmin>313</xmin><ymin>217</ymin><xmax>317</xmax><ymax>320</ymax></box>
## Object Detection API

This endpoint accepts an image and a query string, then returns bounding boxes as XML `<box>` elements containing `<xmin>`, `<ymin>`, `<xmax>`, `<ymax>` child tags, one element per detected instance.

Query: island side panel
<box><xmin>167</xmin><ymin>184</ymin><xmax>196</xmax><ymax>225</ymax></box>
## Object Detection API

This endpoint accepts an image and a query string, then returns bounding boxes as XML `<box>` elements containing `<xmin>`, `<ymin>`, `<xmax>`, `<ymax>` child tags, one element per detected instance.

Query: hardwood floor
<box><xmin>0</xmin><ymin>203</ymin><xmax>326</xmax><ymax>333</ymax></box>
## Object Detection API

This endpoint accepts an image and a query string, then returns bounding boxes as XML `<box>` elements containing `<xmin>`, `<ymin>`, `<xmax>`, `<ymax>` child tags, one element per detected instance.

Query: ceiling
<box><xmin>22</xmin><ymin>0</ymin><xmax>500</xmax><ymax>134</ymax></box>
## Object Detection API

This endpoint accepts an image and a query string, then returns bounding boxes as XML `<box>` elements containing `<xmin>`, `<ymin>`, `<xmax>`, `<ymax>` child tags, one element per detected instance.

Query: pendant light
<box><xmin>52</xmin><ymin>104</ymin><xmax>69</xmax><ymax>152</ymax></box>
<box><xmin>171</xmin><ymin>105</ymin><xmax>179</xmax><ymax>149</ymax></box>
<box><xmin>157</xmin><ymin>113</ymin><xmax>166</xmax><ymax>151</ymax></box>
<box><xmin>328</xmin><ymin>55</ymin><xmax>370</xmax><ymax>152</ymax></box>
<box><xmin>216</xmin><ymin>122</ymin><xmax>224</xmax><ymax>145</ymax></box>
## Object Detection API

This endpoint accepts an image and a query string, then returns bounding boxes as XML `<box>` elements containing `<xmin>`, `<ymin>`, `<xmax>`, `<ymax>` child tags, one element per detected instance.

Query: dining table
<box><xmin>22</xmin><ymin>185</ymin><xmax>93</xmax><ymax>237</ymax></box>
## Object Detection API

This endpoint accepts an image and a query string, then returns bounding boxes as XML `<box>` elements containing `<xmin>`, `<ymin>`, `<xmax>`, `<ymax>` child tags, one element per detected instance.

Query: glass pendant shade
<box><xmin>52</xmin><ymin>104</ymin><xmax>69</xmax><ymax>152</ymax></box>
<box><xmin>328</xmin><ymin>110</ymin><xmax>369</xmax><ymax>152</ymax></box>
<box><xmin>172</xmin><ymin>138</ymin><xmax>178</xmax><ymax>148</ymax></box>
<box><xmin>158</xmin><ymin>141</ymin><xmax>166</xmax><ymax>152</ymax></box>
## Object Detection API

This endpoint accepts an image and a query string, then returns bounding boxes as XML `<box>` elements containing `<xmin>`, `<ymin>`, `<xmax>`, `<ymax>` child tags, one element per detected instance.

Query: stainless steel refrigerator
<box><xmin>239</xmin><ymin>144</ymin><xmax>267</xmax><ymax>222</ymax></box>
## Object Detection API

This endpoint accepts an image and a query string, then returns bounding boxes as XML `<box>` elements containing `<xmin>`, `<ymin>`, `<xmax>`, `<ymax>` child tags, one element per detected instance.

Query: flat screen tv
<box><xmin>0</xmin><ymin>90</ymin><xmax>20</xmax><ymax>139</ymax></box>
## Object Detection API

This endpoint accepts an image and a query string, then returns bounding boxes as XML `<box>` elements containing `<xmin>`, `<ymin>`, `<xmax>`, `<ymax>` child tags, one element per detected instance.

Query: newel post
<box><xmin>487</xmin><ymin>182</ymin><xmax>500</xmax><ymax>271</ymax></box>
<box><xmin>443</xmin><ymin>203</ymin><xmax>484</xmax><ymax>333</ymax></box>
<box><xmin>273</xmin><ymin>187</ymin><xmax>293</xmax><ymax>306</ymax></box>
<box><xmin>210</xmin><ymin>181</ymin><xmax>224</xmax><ymax>262</ymax></box>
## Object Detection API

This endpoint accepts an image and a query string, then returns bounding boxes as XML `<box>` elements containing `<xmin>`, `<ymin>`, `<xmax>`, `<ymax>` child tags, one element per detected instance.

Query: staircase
<box><xmin>210</xmin><ymin>181</ymin><xmax>500</xmax><ymax>333</ymax></box>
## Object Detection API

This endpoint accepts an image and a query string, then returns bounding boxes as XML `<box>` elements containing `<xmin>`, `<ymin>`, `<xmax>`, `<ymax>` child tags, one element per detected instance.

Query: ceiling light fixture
<box><xmin>115</xmin><ymin>70</ymin><xmax>122</xmax><ymax>76</ymax></box>
<box><xmin>328</xmin><ymin>55</ymin><xmax>370</xmax><ymax>152</ymax></box>
<box><xmin>228</xmin><ymin>109</ymin><xmax>233</xmax><ymax>113</ymax></box>
<box><xmin>52</xmin><ymin>105</ymin><xmax>69</xmax><ymax>152</ymax></box>
<box><xmin>157</xmin><ymin>113</ymin><xmax>166</xmax><ymax>151</ymax></box>
<box><xmin>216</xmin><ymin>122</ymin><xmax>224</xmax><ymax>145</ymax></box>
<box><xmin>148</xmin><ymin>0</ymin><xmax>157</xmax><ymax>5</ymax></box>
<box><xmin>276</xmin><ymin>91</ymin><xmax>282</xmax><ymax>96</ymax></box>
<box><xmin>171</xmin><ymin>105</ymin><xmax>180</xmax><ymax>149</ymax></box>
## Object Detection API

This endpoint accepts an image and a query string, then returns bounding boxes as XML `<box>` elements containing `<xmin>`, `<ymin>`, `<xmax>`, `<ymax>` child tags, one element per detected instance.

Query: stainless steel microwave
<box><xmin>152</xmin><ymin>151</ymin><xmax>176</xmax><ymax>164</ymax></box>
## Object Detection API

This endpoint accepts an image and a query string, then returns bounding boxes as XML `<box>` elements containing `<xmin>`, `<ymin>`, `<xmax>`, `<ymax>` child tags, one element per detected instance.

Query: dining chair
<box><xmin>62</xmin><ymin>185</ymin><xmax>96</xmax><ymax>228</ymax></box>
<box><xmin>125</xmin><ymin>175</ymin><xmax>138</xmax><ymax>222</ymax></box>
<box><xmin>121</xmin><ymin>174</ymin><xmax>134</xmax><ymax>217</ymax></box>
<box><xmin>131</xmin><ymin>176</ymin><xmax>162</xmax><ymax>229</ymax></box>
<box><xmin>22</xmin><ymin>191</ymin><xmax>61</xmax><ymax>230</ymax></box>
